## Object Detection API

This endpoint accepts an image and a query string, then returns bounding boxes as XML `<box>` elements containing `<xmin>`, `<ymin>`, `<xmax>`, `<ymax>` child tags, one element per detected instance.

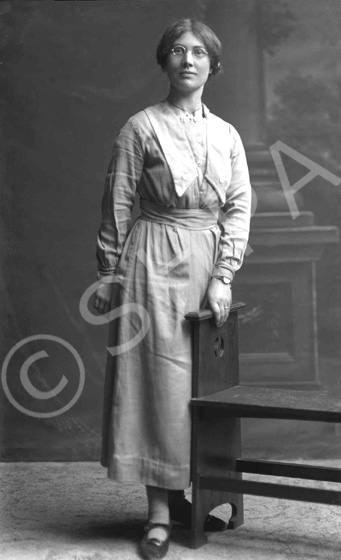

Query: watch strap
<box><xmin>214</xmin><ymin>276</ymin><xmax>232</xmax><ymax>285</ymax></box>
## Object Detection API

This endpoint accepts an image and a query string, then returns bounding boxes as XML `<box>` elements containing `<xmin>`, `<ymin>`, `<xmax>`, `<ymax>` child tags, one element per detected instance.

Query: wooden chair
<box><xmin>185</xmin><ymin>303</ymin><xmax>341</xmax><ymax>549</ymax></box>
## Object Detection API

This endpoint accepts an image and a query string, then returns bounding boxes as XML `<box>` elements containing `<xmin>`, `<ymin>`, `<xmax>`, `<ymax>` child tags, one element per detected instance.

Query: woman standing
<box><xmin>94</xmin><ymin>19</ymin><xmax>251</xmax><ymax>559</ymax></box>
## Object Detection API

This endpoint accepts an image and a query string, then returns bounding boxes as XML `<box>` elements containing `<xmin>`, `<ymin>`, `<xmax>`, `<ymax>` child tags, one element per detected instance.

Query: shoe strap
<box><xmin>144</xmin><ymin>521</ymin><xmax>172</xmax><ymax>533</ymax></box>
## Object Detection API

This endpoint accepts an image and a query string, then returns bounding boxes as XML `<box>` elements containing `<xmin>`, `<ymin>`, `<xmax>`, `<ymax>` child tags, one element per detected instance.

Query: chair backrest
<box><xmin>185</xmin><ymin>302</ymin><xmax>245</xmax><ymax>399</ymax></box>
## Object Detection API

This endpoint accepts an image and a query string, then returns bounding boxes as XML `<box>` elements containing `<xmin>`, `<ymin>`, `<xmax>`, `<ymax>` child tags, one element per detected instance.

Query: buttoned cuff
<box><xmin>96</xmin><ymin>270</ymin><xmax>118</xmax><ymax>284</ymax></box>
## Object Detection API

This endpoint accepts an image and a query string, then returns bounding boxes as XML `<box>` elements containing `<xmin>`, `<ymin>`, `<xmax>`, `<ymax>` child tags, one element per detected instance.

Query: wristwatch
<box><xmin>215</xmin><ymin>276</ymin><xmax>232</xmax><ymax>285</ymax></box>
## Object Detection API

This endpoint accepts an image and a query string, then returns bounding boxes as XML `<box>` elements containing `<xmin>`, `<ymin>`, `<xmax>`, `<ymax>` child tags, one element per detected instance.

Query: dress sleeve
<box><xmin>212</xmin><ymin>127</ymin><xmax>252</xmax><ymax>281</ymax></box>
<box><xmin>96</xmin><ymin>119</ymin><xmax>144</xmax><ymax>279</ymax></box>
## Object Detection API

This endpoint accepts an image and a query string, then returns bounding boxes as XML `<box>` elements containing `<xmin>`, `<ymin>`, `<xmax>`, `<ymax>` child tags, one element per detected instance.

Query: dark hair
<box><xmin>156</xmin><ymin>18</ymin><xmax>222</xmax><ymax>76</ymax></box>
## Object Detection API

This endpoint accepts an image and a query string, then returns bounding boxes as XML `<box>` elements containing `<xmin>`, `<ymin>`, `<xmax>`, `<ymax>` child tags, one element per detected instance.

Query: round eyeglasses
<box><xmin>170</xmin><ymin>45</ymin><xmax>209</xmax><ymax>59</ymax></box>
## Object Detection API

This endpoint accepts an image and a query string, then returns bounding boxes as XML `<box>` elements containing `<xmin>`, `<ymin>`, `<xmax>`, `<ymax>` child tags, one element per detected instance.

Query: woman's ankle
<box><xmin>146</xmin><ymin>485</ymin><xmax>170</xmax><ymax>524</ymax></box>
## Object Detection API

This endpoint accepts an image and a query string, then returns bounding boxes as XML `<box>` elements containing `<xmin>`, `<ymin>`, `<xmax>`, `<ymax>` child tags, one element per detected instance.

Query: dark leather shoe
<box><xmin>140</xmin><ymin>521</ymin><xmax>172</xmax><ymax>559</ymax></box>
<box><xmin>169</xmin><ymin>499</ymin><xmax>226</xmax><ymax>532</ymax></box>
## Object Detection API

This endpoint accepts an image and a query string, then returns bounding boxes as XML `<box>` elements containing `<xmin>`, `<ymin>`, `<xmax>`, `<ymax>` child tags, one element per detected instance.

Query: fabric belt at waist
<box><xmin>140</xmin><ymin>199</ymin><xmax>218</xmax><ymax>230</ymax></box>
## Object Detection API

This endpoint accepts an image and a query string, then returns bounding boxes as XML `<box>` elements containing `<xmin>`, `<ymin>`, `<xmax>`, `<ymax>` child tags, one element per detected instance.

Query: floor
<box><xmin>2</xmin><ymin>357</ymin><xmax>341</xmax><ymax>559</ymax></box>
<box><xmin>1</xmin><ymin>460</ymin><xmax>341</xmax><ymax>560</ymax></box>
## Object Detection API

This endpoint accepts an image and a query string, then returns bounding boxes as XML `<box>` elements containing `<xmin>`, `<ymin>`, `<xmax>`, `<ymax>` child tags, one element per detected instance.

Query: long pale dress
<box><xmin>97</xmin><ymin>101</ymin><xmax>251</xmax><ymax>490</ymax></box>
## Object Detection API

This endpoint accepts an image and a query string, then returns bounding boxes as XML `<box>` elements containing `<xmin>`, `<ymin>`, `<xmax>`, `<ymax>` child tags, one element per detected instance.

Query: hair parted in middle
<box><xmin>156</xmin><ymin>18</ymin><xmax>222</xmax><ymax>76</ymax></box>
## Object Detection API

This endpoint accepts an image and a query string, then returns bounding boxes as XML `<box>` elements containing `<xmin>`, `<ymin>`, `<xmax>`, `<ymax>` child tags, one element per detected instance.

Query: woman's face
<box><xmin>165</xmin><ymin>31</ymin><xmax>212</xmax><ymax>95</ymax></box>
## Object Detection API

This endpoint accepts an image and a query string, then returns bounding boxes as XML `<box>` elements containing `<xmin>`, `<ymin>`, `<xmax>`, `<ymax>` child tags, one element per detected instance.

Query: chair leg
<box><xmin>190</xmin><ymin>485</ymin><xmax>244</xmax><ymax>548</ymax></box>
<box><xmin>191</xmin><ymin>409</ymin><xmax>244</xmax><ymax>548</ymax></box>
<box><xmin>227</xmin><ymin>493</ymin><xmax>244</xmax><ymax>530</ymax></box>
<box><xmin>190</xmin><ymin>487</ymin><xmax>210</xmax><ymax>549</ymax></box>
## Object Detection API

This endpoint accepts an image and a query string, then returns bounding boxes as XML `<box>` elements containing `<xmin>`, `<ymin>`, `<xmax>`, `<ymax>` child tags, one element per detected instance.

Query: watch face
<box><xmin>223</xmin><ymin>277</ymin><xmax>231</xmax><ymax>284</ymax></box>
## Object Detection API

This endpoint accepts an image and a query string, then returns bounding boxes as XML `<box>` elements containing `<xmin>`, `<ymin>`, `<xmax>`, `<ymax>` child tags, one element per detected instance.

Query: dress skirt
<box><xmin>101</xmin><ymin>201</ymin><xmax>221</xmax><ymax>489</ymax></box>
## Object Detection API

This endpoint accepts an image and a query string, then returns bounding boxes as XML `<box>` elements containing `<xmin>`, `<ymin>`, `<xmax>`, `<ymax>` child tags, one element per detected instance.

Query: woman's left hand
<box><xmin>207</xmin><ymin>277</ymin><xmax>232</xmax><ymax>328</ymax></box>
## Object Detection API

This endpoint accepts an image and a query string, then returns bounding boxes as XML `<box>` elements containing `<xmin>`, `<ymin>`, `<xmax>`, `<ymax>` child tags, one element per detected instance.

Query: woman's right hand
<box><xmin>93</xmin><ymin>282</ymin><xmax>114</xmax><ymax>314</ymax></box>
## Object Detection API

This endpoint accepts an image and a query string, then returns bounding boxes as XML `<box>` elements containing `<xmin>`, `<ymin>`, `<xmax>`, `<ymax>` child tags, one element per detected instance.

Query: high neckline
<box><xmin>165</xmin><ymin>99</ymin><xmax>204</xmax><ymax>123</ymax></box>
<box><xmin>166</xmin><ymin>98</ymin><xmax>202</xmax><ymax>114</ymax></box>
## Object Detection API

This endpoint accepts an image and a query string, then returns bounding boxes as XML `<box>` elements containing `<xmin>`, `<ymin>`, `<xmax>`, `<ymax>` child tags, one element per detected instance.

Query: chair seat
<box><xmin>191</xmin><ymin>385</ymin><xmax>341</xmax><ymax>422</ymax></box>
